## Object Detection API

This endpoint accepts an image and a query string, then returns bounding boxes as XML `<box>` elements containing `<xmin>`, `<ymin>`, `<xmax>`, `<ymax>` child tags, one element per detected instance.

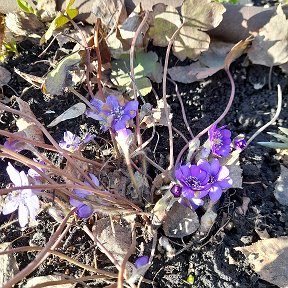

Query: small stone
<box><xmin>163</xmin><ymin>202</ymin><xmax>200</xmax><ymax>238</ymax></box>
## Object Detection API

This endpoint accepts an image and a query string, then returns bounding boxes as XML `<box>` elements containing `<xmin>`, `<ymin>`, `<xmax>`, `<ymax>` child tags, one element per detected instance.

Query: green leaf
<box><xmin>258</xmin><ymin>142</ymin><xmax>288</xmax><ymax>149</ymax></box>
<box><xmin>65</xmin><ymin>0</ymin><xmax>78</xmax><ymax>19</ymax></box>
<box><xmin>267</xmin><ymin>132</ymin><xmax>288</xmax><ymax>143</ymax></box>
<box><xmin>111</xmin><ymin>51</ymin><xmax>161</xmax><ymax>96</ymax></box>
<box><xmin>172</xmin><ymin>0</ymin><xmax>226</xmax><ymax>60</ymax></box>
<box><xmin>43</xmin><ymin>52</ymin><xmax>81</xmax><ymax>95</ymax></box>
<box><xmin>40</xmin><ymin>0</ymin><xmax>78</xmax><ymax>44</ymax></box>
<box><xmin>279</xmin><ymin>127</ymin><xmax>288</xmax><ymax>136</ymax></box>
<box><xmin>16</xmin><ymin>0</ymin><xmax>36</xmax><ymax>14</ymax></box>
<box><xmin>135</xmin><ymin>77</ymin><xmax>152</xmax><ymax>96</ymax></box>
<box><xmin>3</xmin><ymin>40</ymin><xmax>18</xmax><ymax>54</ymax></box>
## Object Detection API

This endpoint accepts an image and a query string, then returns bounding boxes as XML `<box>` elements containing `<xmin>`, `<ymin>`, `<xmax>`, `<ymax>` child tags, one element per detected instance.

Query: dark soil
<box><xmin>1</xmin><ymin>13</ymin><xmax>288</xmax><ymax>288</ymax></box>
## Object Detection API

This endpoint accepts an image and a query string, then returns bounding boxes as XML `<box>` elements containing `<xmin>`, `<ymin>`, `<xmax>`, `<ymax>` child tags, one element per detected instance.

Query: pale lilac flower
<box><xmin>199</xmin><ymin>159</ymin><xmax>232</xmax><ymax>202</ymax></box>
<box><xmin>208</xmin><ymin>124</ymin><xmax>232</xmax><ymax>157</ymax></box>
<box><xmin>115</xmin><ymin>128</ymin><xmax>133</xmax><ymax>153</ymax></box>
<box><xmin>233</xmin><ymin>136</ymin><xmax>247</xmax><ymax>151</ymax></box>
<box><xmin>2</xmin><ymin>163</ymin><xmax>40</xmax><ymax>227</ymax></box>
<box><xmin>175</xmin><ymin>161</ymin><xmax>210</xmax><ymax>208</ymax></box>
<box><xmin>86</xmin><ymin>95</ymin><xmax>138</xmax><ymax>131</ymax></box>
<box><xmin>59</xmin><ymin>131</ymin><xmax>94</xmax><ymax>152</ymax></box>
<box><xmin>28</xmin><ymin>159</ymin><xmax>45</xmax><ymax>182</ymax></box>
<box><xmin>70</xmin><ymin>173</ymin><xmax>99</xmax><ymax>218</ymax></box>
<box><xmin>135</xmin><ymin>255</ymin><xmax>149</xmax><ymax>269</ymax></box>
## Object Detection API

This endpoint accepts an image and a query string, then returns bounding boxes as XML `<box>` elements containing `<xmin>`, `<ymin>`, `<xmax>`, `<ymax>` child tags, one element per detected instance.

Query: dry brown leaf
<box><xmin>47</xmin><ymin>103</ymin><xmax>86</xmax><ymax>127</ymax></box>
<box><xmin>148</xmin><ymin>4</ymin><xmax>181</xmax><ymax>47</ymax></box>
<box><xmin>168</xmin><ymin>61</ymin><xmax>221</xmax><ymax>84</ymax></box>
<box><xmin>225</xmin><ymin>37</ymin><xmax>252</xmax><ymax>69</ymax></box>
<box><xmin>168</xmin><ymin>41</ymin><xmax>233</xmax><ymax>83</ymax></box>
<box><xmin>141</xmin><ymin>99</ymin><xmax>172</xmax><ymax>128</ymax></box>
<box><xmin>0</xmin><ymin>66</ymin><xmax>11</xmax><ymax>87</ymax></box>
<box><xmin>36</xmin><ymin>0</ymin><xmax>57</xmax><ymax>22</ymax></box>
<box><xmin>5</xmin><ymin>11</ymin><xmax>44</xmax><ymax>38</ymax></box>
<box><xmin>163</xmin><ymin>202</ymin><xmax>200</xmax><ymax>237</ymax></box>
<box><xmin>92</xmin><ymin>0</ymin><xmax>127</xmax><ymax>30</ymax></box>
<box><xmin>93</xmin><ymin>217</ymin><xmax>133</xmax><ymax>262</ymax></box>
<box><xmin>235</xmin><ymin>237</ymin><xmax>288</xmax><ymax>287</ymax></box>
<box><xmin>173</xmin><ymin>0</ymin><xmax>225</xmax><ymax>61</ymax></box>
<box><xmin>248</xmin><ymin>5</ymin><xmax>288</xmax><ymax>66</ymax></box>
<box><xmin>118</xmin><ymin>4</ymin><xmax>149</xmax><ymax>47</ymax></box>
<box><xmin>15</xmin><ymin>97</ymin><xmax>44</xmax><ymax>144</ymax></box>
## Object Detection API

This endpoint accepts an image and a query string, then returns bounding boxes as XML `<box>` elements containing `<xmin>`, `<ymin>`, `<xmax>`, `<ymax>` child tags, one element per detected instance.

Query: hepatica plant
<box><xmin>86</xmin><ymin>95</ymin><xmax>139</xmax><ymax>132</ymax></box>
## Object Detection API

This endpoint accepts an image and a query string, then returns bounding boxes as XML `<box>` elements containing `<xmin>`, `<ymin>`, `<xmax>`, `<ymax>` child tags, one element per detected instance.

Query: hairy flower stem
<box><xmin>68</xmin><ymin>18</ymin><xmax>96</xmax><ymax>100</ymax></box>
<box><xmin>130</xmin><ymin>11</ymin><xmax>149</xmax><ymax>148</ymax></box>
<box><xmin>110</xmin><ymin>129</ymin><xmax>121</xmax><ymax>159</ymax></box>
<box><xmin>175</xmin><ymin>60</ymin><xmax>236</xmax><ymax>167</ymax></box>
<box><xmin>163</xmin><ymin>24</ymin><xmax>184</xmax><ymax>170</ymax></box>
<box><xmin>94</xmin><ymin>18</ymin><xmax>105</xmax><ymax>102</ymax></box>
<box><xmin>124</xmin><ymin>151</ymin><xmax>140</xmax><ymax>197</ymax></box>
<box><xmin>246</xmin><ymin>85</ymin><xmax>282</xmax><ymax>147</ymax></box>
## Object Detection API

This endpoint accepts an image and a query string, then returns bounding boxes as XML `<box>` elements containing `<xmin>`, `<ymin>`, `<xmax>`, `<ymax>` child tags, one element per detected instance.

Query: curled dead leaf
<box><xmin>248</xmin><ymin>5</ymin><xmax>288</xmax><ymax>66</ymax></box>
<box><xmin>235</xmin><ymin>237</ymin><xmax>288</xmax><ymax>287</ymax></box>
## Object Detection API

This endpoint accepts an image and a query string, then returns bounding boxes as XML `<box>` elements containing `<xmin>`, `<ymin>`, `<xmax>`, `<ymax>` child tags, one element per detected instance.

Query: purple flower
<box><xmin>70</xmin><ymin>173</ymin><xmax>100</xmax><ymax>218</ymax></box>
<box><xmin>208</xmin><ymin>124</ymin><xmax>232</xmax><ymax>157</ymax></box>
<box><xmin>28</xmin><ymin>159</ymin><xmax>45</xmax><ymax>183</ymax></box>
<box><xmin>170</xmin><ymin>184</ymin><xmax>182</xmax><ymax>198</ymax></box>
<box><xmin>135</xmin><ymin>255</ymin><xmax>149</xmax><ymax>269</ymax></box>
<box><xmin>2</xmin><ymin>163</ymin><xmax>40</xmax><ymax>227</ymax></box>
<box><xmin>175</xmin><ymin>161</ymin><xmax>210</xmax><ymax>208</ymax></box>
<box><xmin>86</xmin><ymin>95</ymin><xmax>138</xmax><ymax>132</ymax></box>
<box><xmin>59</xmin><ymin>131</ymin><xmax>94</xmax><ymax>152</ymax></box>
<box><xmin>233</xmin><ymin>137</ymin><xmax>247</xmax><ymax>151</ymax></box>
<box><xmin>199</xmin><ymin>159</ymin><xmax>232</xmax><ymax>202</ymax></box>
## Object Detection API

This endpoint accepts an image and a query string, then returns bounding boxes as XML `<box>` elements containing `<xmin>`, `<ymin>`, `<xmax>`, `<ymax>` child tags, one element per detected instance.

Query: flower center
<box><xmin>214</xmin><ymin>131</ymin><xmax>223</xmax><ymax>147</ymax></box>
<box><xmin>112</xmin><ymin>106</ymin><xmax>124</xmax><ymax>120</ymax></box>
<box><xmin>185</xmin><ymin>176</ymin><xmax>201</xmax><ymax>189</ymax></box>
<box><xmin>208</xmin><ymin>175</ymin><xmax>216</xmax><ymax>184</ymax></box>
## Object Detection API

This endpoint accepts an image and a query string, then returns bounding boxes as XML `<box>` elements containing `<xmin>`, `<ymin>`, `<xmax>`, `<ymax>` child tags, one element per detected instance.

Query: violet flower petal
<box><xmin>2</xmin><ymin>197</ymin><xmax>19</xmax><ymax>214</ymax></box>
<box><xmin>135</xmin><ymin>255</ymin><xmax>149</xmax><ymax>269</ymax></box>
<box><xmin>77</xmin><ymin>204</ymin><xmax>93</xmax><ymax>218</ymax></box>
<box><xmin>18</xmin><ymin>202</ymin><xmax>29</xmax><ymax>227</ymax></box>
<box><xmin>106</xmin><ymin>95</ymin><xmax>120</xmax><ymax>109</ymax></box>
<box><xmin>6</xmin><ymin>162</ymin><xmax>22</xmax><ymax>187</ymax></box>
<box><xmin>124</xmin><ymin>100</ymin><xmax>139</xmax><ymax>119</ymax></box>
<box><xmin>208</xmin><ymin>184</ymin><xmax>223</xmax><ymax>202</ymax></box>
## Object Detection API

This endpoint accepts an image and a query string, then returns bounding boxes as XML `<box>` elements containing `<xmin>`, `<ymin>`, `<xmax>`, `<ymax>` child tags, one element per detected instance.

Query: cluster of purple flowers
<box><xmin>173</xmin><ymin>124</ymin><xmax>246</xmax><ymax>208</ymax></box>
<box><xmin>174</xmin><ymin>158</ymin><xmax>232</xmax><ymax>207</ymax></box>
<box><xmin>86</xmin><ymin>95</ymin><xmax>138</xmax><ymax>132</ymax></box>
